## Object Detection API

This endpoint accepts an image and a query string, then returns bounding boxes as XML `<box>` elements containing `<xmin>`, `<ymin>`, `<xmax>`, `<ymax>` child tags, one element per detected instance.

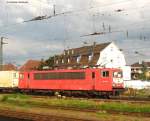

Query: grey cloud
<box><xmin>0</xmin><ymin>0</ymin><xmax>150</xmax><ymax>65</ymax></box>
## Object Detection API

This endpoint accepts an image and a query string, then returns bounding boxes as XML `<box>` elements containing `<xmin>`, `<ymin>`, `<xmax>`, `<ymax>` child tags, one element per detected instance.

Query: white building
<box><xmin>97</xmin><ymin>42</ymin><xmax>131</xmax><ymax>80</ymax></box>
<box><xmin>54</xmin><ymin>42</ymin><xmax>131</xmax><ymax>80</ymax></box>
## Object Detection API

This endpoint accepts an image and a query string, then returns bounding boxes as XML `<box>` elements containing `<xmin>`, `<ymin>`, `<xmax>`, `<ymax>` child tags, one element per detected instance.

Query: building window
<box><xmin>56</xmin><ymin>60</ymin><xmax>58</xmax><ymax>64</ymax></box>
<box><xmin>110</xmin><ymin>47</ymin><xmax>113</xmax><ymax>51</ymax></box>
<box><xmin>62</xmin><ymin>59</ymin><xmax>64</xmax><ymax>63</ymax></box>
<box><xmin>72</xmin><ymin>50</ymin><xmax>74</xmax><ymax>54</ymax></box>
<box><xmin>88</xmin><ymin>53</ymin><xmax>93</xmax><ymax>62</ymax></box>
<box><xmin>68</xmin><ymin>50</ymin><xmax>70</xmax><ymax>55</ymax></box>
<box><xmin>68</xmin><ymin>58</ymin><xmax>70</xmax><ymax>63</ymax></box>
<box><xmin>77</xmin><ymin>55</ymin><xmax>81</xmax><ymax>63</ymax></box>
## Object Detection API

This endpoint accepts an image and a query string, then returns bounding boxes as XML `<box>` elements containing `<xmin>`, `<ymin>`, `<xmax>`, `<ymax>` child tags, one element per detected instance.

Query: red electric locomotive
<box><xmin>19</xmin><ymin>68</ymin><xmax>124</xmax><ymax>96</ymax></box>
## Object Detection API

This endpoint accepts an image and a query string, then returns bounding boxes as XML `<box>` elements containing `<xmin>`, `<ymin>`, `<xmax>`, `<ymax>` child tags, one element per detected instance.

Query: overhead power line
<box><xmin>0</xmin><ymin>0</ymin><xmax>137</xmax><ymax>26</ymax></box>
<box><xmin>0</xmin><ymin>0</ymin><xmax>148</xmax><ymax>33</ymax></box>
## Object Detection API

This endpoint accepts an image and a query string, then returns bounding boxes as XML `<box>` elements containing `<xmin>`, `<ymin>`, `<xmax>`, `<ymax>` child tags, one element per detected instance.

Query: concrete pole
<box><xmin>0</xmin><ymin>37</ymin><xmax>8</xmax><ymax>71</ymax></box>
<box><xmin>0</xmin><ymin>38</ymin><xmax>3</xmax><ymax>71</ymax></box>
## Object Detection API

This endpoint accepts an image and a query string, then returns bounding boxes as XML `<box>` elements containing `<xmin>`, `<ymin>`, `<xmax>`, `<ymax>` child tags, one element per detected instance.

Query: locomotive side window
<box><xmin>28</xmin><ymin>73</ymin><xmax>30</xmax><ymax>79</ymax></box>
<box><xmin>34</xmin><ymin>72</ymin><xmax>85</xmax><ymax>80</ymax></box>
<box><xmin>20</xmin><ymin>73</ymin><xmax>24</xmax><ymax>79</ymax></box>
<box><xmin>92</xmin><ymin>72</ymin><xmax>95</xmax><ymax>79</ymax></box>
<box><xmin>35</xmin><ymin>73</ymin><xmax>42</xmax><ymax>79</ymax></box>
<box><xmin>113</xmin><ymin>72</ymin><xmax>122</xmax><ymax>78</ymax></box>
<box><xmin>101</xmin><ymin>71</ymin><xmax>109</xmax><ymax>77</ymax></box>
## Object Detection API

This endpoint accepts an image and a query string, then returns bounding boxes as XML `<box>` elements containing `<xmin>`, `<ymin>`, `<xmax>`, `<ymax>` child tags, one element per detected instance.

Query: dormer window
<box><xmin>77</xmin><ymin>55</ymin><xmax>81</xmax><ymax>63</ymax></box>
<box><xmin>68</xmin><ymin>58</ymin><xmax>70</xmax><ymax>63</ymax></box>
<box><xmin>56</xmin><ymin>60</ymin><xmax>58</xmax><ymax>64</ymax></box>
<box><xmin>88</xmin><ymin>53</ymin><xmax>93</xmax><ymax>62</ymax></box>
<box><xmin>62</xmin><ymin>59</ymin><xmax>64</xmax><ymax>63</ymax></box>
<box><xmin>72</xmin><ymin>50</ymin><xmax>74</xmax><ymax>54</ymax></box>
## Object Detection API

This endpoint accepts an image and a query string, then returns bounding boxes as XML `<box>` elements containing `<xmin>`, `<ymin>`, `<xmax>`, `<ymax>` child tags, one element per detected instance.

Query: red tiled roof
<box><xmin>19</xmin><ymin>60</ymin><xmax>41</xmax><ymax>71</ymax></box>
<box><xmin>67</xmin><ymin>42</ymin><xmax>111</xmax><ymax>56</ymax></box>
<box><xmin>54</xmin><ymin>42</ymin><xmax>111</xmax><ymax>69</ymax></box>
<box><xmin>2</xmin><ymin>63</ymin><xmax>17</xmax><ymax>71</ymax></box>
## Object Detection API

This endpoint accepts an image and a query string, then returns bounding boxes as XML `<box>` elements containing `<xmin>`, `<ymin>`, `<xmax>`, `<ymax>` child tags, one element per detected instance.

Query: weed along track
<box><xmin>30</xmin><ymin>94</ymin><xmax>150</xmax><ymax>104</ymax></box>
<box><xmin>0</xmin><ymin>93</ymin><xmax>150</xmax><ymax>121</ymax></box>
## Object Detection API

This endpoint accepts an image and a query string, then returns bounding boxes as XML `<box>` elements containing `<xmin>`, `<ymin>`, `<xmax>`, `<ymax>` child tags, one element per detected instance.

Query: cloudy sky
<box><xmin>0</xmin><ymin>0</ymin><xmax>150</xmax><ymax>66</ymax></box>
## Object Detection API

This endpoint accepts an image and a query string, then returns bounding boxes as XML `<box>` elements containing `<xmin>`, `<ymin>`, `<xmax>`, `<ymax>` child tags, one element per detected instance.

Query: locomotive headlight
<box><xmin>113</xmin><ymin>78</ymin><xmax>123</xmax><ymax>84</ymax></box>
<box><xmin>113</xmin><ymin>83</ymin><xmax>116</xmax><ymax>87</ymax></box>
<box><xmin>113</xmin><ymin>78</ymin><xmax>118</xmax><ymax>83</ymax></box>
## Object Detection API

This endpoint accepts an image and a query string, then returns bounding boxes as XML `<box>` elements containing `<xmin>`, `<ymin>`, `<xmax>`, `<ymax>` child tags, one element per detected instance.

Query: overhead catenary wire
<box><xmin>0</xmin><ymin>0</ymin><xmax>149</xmax><ymax>40</ymax></box>
<box><xmin>1</xmin><ymin>0</ymin><xmax>150</xmax><ymax>65</ymax></box>
<box><xmin>63</xmin><ymin>14</ymin><xmax>69</xmax><ymax>51</ymax></box>
<box><xmin>0</xmin><ymin>0</ymin><xmax>142</xmax><ymax>29</ymax></box>
<box><xmin>0</xmin><ymin>0</ymin><xmax>149</xmax><ymax>38</ymax></box>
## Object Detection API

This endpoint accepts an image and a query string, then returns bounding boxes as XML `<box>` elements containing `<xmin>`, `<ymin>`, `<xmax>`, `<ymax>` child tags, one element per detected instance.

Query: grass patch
<box><xmin>136</xmin><ymin>89</ymin><xmax>150</xmax><ymax>98</ymax></box>
<box><xmin>0</xmin><ymin>94</ymin><xmax>150</xmax><ymax>113</ymax></box>
<box><xmin>99</xmin><ymin>102</ymin><xmax>150</xmax><ymax>113</ymax></box>
<box><xmin>46</xmin><ymin>98</ymin><xmax>98</xmax><ymax>109</ymax></box>
<box><xmin>123</xmin><ymin>88</ymin><xmax>150</xmax><ymax>98</ymax></box>
<box><xmin>0</xmin><ymin>93</ymin><xmax>30</xmax><ymax>102</ymax></box>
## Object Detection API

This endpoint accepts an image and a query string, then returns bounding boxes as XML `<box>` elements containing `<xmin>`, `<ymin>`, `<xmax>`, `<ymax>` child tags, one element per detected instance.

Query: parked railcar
<box><xmin>0</xmin><ymin>71</ymin><xmax>19</xmax><ymax>90</ymax></box>
<box><xmin>19</xmin><ymin>68</ymin><xmax>124</xmax><ymax>96</ymax></box>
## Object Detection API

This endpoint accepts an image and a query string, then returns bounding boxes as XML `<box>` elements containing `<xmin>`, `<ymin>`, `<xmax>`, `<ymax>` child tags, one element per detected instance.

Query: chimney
<box><xmin>93</xmin><ymin>41</ymin><xmax>96</xmax><ymax>47</ymax></box>
<box><xmin>138</xmin><ymin>60</ymin><xmax>142</xmax><ymax>65</ymax></box>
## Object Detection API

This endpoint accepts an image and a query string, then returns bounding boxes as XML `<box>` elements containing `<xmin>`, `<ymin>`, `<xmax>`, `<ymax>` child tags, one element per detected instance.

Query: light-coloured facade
<box><xmin>131</xmin><ymin>61</ymin><xmax>150</xmax><ymax>80</ymax></box>
<box><xmin>97</xmin><ymin>42</ymin><xmax>131</xmax><ymax>80</ymax></box>
<box><xmin>0</xmin><ymin>71</ymin><xmax>19</xmax><ymax>88</ymax></box>
<box><xmin>97</xmin><ymin>42</ymin><xmax>126</xmax><ymax>68</ymax></box>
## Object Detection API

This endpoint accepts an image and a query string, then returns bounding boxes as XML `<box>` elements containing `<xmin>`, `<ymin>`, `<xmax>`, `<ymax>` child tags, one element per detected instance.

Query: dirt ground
<box><xmin>0</xmin><ymin>103</ymin><xmax>150</xmax><ymax>121</ymax></box>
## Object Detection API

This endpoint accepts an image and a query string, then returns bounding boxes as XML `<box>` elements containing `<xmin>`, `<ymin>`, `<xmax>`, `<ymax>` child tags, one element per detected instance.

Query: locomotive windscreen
<box><xmin>34</xmin><ymin>72</ymin><xmax>85</xmax><ymax>80</ymax></box>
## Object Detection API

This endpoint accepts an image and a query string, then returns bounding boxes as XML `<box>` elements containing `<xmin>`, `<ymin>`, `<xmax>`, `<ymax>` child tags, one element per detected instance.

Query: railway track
<box><xmin>0</xmin><ymin>91</ymin><xmax>150</xmax><ymax>103</ymax></box>
<box><xmin>92</xmin><ymin>97</ymin><xmax>150</xmax><ymax>104</ymax></box>
<box><xmin>0</xmin><ymin>93</ymin><xmax>150</xmax><ymax>119</ymax></box>
<box><xmin>0</xmin><ymin>103</ymin><xmax>150</xmax><ymax>121</ymax></box>
<box><xmin>0</xmin><ymin>105</ymin><xmax>149</xmax><ymax>121</ymax></box>
<box><xmin>0</xmin><ymin>109</ymin><xmax>96</xmax><ymax>121</ymax></box>
<box><xmin>30</xmin><ymin>94</ymin><xmax>150</xmax><ymax>104</ymax></box>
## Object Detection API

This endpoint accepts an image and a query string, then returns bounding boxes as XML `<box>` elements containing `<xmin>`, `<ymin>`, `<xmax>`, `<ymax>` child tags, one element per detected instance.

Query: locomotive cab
<box><xmin>112</xmin><ymin>70</ymin><xmax>124</xmax><ymax>89</ymax></box>
<box><xmin>19</xmin><ymin>72</ymin><xmax>30</xmax><ymax>89</ymax></box>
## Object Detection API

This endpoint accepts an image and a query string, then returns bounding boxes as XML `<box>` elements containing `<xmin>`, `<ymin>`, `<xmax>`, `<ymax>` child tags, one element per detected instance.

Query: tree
<box><xmin>139</xmin><ymin>62</ymin><xmax>148</xmax><ymax>80</ymax></box>
<box><xmin>38</xmin><ymin>57</ymin><xmax>54</xmax><ymax>70</ymax></box>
